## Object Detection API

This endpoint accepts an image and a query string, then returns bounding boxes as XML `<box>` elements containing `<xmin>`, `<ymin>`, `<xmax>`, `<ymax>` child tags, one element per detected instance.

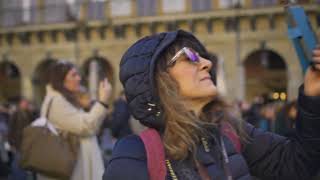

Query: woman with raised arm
<box><xmin>104</xmin><ymin>30</ymin><xmax>320</xmax><ymax>180</ymax></box>
<box><xmin>38</xmin><ymin>60</ymin><xmax>112</xmax><ymax>180</ymax></box>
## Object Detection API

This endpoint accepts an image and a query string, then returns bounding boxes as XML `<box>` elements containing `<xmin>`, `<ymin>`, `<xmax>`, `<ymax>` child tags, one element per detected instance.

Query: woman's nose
<box><xmin>199</xmin><ymin>57</ymin><xmax>212</xmax><ymax>71</ymax></box>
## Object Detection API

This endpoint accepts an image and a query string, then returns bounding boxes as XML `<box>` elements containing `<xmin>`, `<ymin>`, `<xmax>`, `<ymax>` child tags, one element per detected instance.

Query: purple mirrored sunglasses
<box><xmin>167</xmin><ymin>47</ymin><xmax>200</xmax><ymax>67</ymax></box>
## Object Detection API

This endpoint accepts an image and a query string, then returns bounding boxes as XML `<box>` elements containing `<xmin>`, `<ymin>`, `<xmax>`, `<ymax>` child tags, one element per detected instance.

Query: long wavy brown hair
<box><xmin>155</xmin><ymin>36</ymin><xmax>247</xmax><ymax>160</ymax></box>
<box><xmin>49</xmin><ymin>60</ymin><xmax>81</xmax><ymax>108</ymax></box>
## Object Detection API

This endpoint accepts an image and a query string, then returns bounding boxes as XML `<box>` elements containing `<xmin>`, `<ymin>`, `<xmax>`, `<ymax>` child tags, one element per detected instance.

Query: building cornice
<box><xmin>0</xmin><ymin>5</ymin><xmax>317</xmax><ymax>34</ymax></box>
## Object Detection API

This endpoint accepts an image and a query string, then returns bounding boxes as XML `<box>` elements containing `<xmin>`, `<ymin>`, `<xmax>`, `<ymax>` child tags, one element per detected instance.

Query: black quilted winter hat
<box><xmin>119</xmin><ymin>30</ymin><xmax>216</xmax><ymax>130</ymax></box>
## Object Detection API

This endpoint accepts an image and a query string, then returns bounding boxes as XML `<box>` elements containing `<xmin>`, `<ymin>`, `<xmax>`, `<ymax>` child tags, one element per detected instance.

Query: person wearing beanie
<box><xmin>104</xmin><ymin>30</ymin><xmax>320</xmax><ymax>180</ymax></box>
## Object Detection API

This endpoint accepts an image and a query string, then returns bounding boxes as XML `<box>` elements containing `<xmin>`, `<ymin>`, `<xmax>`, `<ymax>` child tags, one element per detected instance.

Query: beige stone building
<box><xmin>0</xmin><ymin>0</ymin><xmax>319</xmax><ymax>106</ymax></box>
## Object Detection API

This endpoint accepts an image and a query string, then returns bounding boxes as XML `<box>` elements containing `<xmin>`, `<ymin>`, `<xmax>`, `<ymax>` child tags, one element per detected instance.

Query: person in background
<box><xmin>38</xmin><ymin>60</ymin><xmax>112</xmax><ymax>180</ymax></box>
<box><xmin>8</xmin><ymin>98</ymin><xmax>37</xmax><ymax>153</ymax></box>
<box><xmin>8</xmin><ymin>98</ymin><xmax>38</xmax><ymax>180</ymax></box>
<box><xmin>110</xmin><ymin>91</ymin><xmax>132</xmax><ymax>139</ymax></box>
<box><xmin>258</xmin><ymin>103</ymin><xmax>272</xmax><ymax>131</ymax></box>
<box><xmin>104</xmin><ymin>30</ymin><xmax>320</xmax><ymax>180</ymax></box>
<box><xmin>242</xmin><ymin>96</ymin><xmax>264</xmax><ymax>128</ymax></box>
<box><xmin>0</xmin><ymin>104</ymin><xmax>10</xmax><ymax>179</ymax></box>
<box><xmin>275</xmin><ymin>100</ymin><xmax>297</xmax><ymax>137</ymax></box>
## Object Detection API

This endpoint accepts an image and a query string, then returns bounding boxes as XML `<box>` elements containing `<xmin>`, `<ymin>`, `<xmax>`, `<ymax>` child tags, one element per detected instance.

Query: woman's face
<box><xmin>64</xmin><ymin>67</ymin><xmax>81</xmax><ymax>93</ymax></box>
<box><xmin>167</xmin><ymin>47</ymin><xmax>217</xmax><ymax>103</ymax></box>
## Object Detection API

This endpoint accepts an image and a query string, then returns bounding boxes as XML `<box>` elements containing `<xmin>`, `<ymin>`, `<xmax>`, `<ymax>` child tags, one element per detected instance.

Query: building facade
<box><xmin>0</xmin><ymin>0</ymin><xmax>319</xmax><ymax>105</ymax></box>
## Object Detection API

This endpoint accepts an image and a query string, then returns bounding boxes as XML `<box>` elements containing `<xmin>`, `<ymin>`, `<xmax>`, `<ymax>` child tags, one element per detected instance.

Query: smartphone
<box><xmin>286</xmin><ymin>4</ymin><xmax>318</xmax><ymax>73</ymax></box>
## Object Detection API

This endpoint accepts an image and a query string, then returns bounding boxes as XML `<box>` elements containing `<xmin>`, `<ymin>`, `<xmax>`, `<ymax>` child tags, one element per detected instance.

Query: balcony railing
<box><xmin>0</xmin><ymin>0</ymin><xmax>318</xmax><ymax>28</ymax></box>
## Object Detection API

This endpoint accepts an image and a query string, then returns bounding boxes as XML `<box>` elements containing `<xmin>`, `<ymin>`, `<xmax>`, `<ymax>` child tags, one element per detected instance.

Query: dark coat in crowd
<box><xmin>110</xmin><ymin>98</ymin><xmax>132</xmax><ymax>139</ymax></box>
<box><xmin>0</xmin><ymin>111</ymin><xmax>10</xmax><ymax>178</ymax></box>
<box><xmin>8</xmin><ymin>109</ymin><xmax>36</xmax><ymax>152</ymax></box>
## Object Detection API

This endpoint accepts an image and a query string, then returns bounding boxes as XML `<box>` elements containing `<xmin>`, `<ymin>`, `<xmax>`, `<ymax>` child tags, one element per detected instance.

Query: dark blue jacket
<box><xmin>104</xmin><ymin>88</ymin><xmax>320</xmax><ymax>180</ymax></box>
<box><xmin>110</xmin><ymin>98</ymin><xmax>132</xmax><ymax>139</ymax></box>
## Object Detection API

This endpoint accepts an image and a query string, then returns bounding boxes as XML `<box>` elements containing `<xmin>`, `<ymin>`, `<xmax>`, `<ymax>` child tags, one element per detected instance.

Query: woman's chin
<box><xmin>196</xmin><ymin>87</ymin><xmax>217</xmax><ymax>100</ymax></box>
<box><xmin>207</xmin><ymin>86</ymin><xmax>218</xmax><ymax>97</ymax></box>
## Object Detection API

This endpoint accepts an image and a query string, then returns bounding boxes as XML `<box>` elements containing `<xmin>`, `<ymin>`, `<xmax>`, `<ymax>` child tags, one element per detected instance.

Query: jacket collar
<box><xmin>45</xmin><ymin>85</ymin><xmax>62</xmax><ymax>98</ymax></box>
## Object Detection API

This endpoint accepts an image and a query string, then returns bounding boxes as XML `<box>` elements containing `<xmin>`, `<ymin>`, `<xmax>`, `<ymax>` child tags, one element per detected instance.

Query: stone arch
<box><xmin>244</xmin><ymin>49</ymin><xmax>287</xmax><ymax>102</ymax></box>
<box><xmin>0</xmin><ymin>59</ymin><xmax>21</xmax><ymax>103</ymax></box>
<box><xmin>32</xmin><ymin>58</ymin><xmax>57</xmax><ymax>106</ymax></box>
<box><xmin>81</xmin><ymin>55</ymin><xmax>114</xmax><ymax>99</ymax></box>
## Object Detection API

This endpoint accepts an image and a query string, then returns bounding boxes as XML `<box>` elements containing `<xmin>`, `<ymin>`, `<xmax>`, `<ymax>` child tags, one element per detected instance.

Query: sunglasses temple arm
<box><xmin>168</xmin><ymin>49</ymin><xmax>185</xmax><ymax>66</ymax></box>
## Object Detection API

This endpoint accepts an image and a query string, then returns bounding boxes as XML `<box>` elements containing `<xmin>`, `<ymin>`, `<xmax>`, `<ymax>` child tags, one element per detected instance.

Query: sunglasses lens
<box><xmin>184</xmin><ymin>48</ymin><xmax>199</xmax><ymax>62</ymax></box>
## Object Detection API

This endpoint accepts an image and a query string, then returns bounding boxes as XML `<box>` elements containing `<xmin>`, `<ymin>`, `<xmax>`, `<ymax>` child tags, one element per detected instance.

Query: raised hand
<box><xmin>99</xmin><ymin>78</ymin><xmax>112</xmax><ymax>104</ymax></box>
<box><xmin>304</xmin><ymin>45</ymin><xmax>320</xmax><ymax>96</ymax></box>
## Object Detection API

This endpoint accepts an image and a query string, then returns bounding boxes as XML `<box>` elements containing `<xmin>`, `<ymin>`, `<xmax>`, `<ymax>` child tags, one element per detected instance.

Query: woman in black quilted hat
<box><xmin>104</xmin><ymin>30</ymin><xmax>320</xmax><ymax>180</ymax></box>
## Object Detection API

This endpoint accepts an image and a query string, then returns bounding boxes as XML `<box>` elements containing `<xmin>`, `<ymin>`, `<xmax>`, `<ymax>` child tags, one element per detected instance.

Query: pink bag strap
<box><xmin>139</xmin><ymin>128</ymin><xmax>166</xmax><ymax>180</ymax></box>
<box><xmin>220</xmin><ymin>121</ymin><xmax>242</xmax><ymax>153</ymax></box>
<box><xmin>140</xmin><ymin>124</ymin><xmax>242</xmax><ymax>180</ymax></box>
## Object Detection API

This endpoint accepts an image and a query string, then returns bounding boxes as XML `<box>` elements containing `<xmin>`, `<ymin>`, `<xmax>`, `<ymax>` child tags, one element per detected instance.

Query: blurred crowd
<box><xmin>0</xmin><ymin>87</ymin><xmax>144</xmax><ymax>179</ymax></box>
<box><xmin>238</xmin><ymin>95</ymin><xmax>297</xmax><ymax>137</ymax></box>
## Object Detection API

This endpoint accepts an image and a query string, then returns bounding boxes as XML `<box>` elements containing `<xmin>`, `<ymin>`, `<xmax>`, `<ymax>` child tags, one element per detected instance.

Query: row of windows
<box><xmin>0</xmin><ymin>0</ymin><xmax>318</xmax><ymax>27</ymax></box>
